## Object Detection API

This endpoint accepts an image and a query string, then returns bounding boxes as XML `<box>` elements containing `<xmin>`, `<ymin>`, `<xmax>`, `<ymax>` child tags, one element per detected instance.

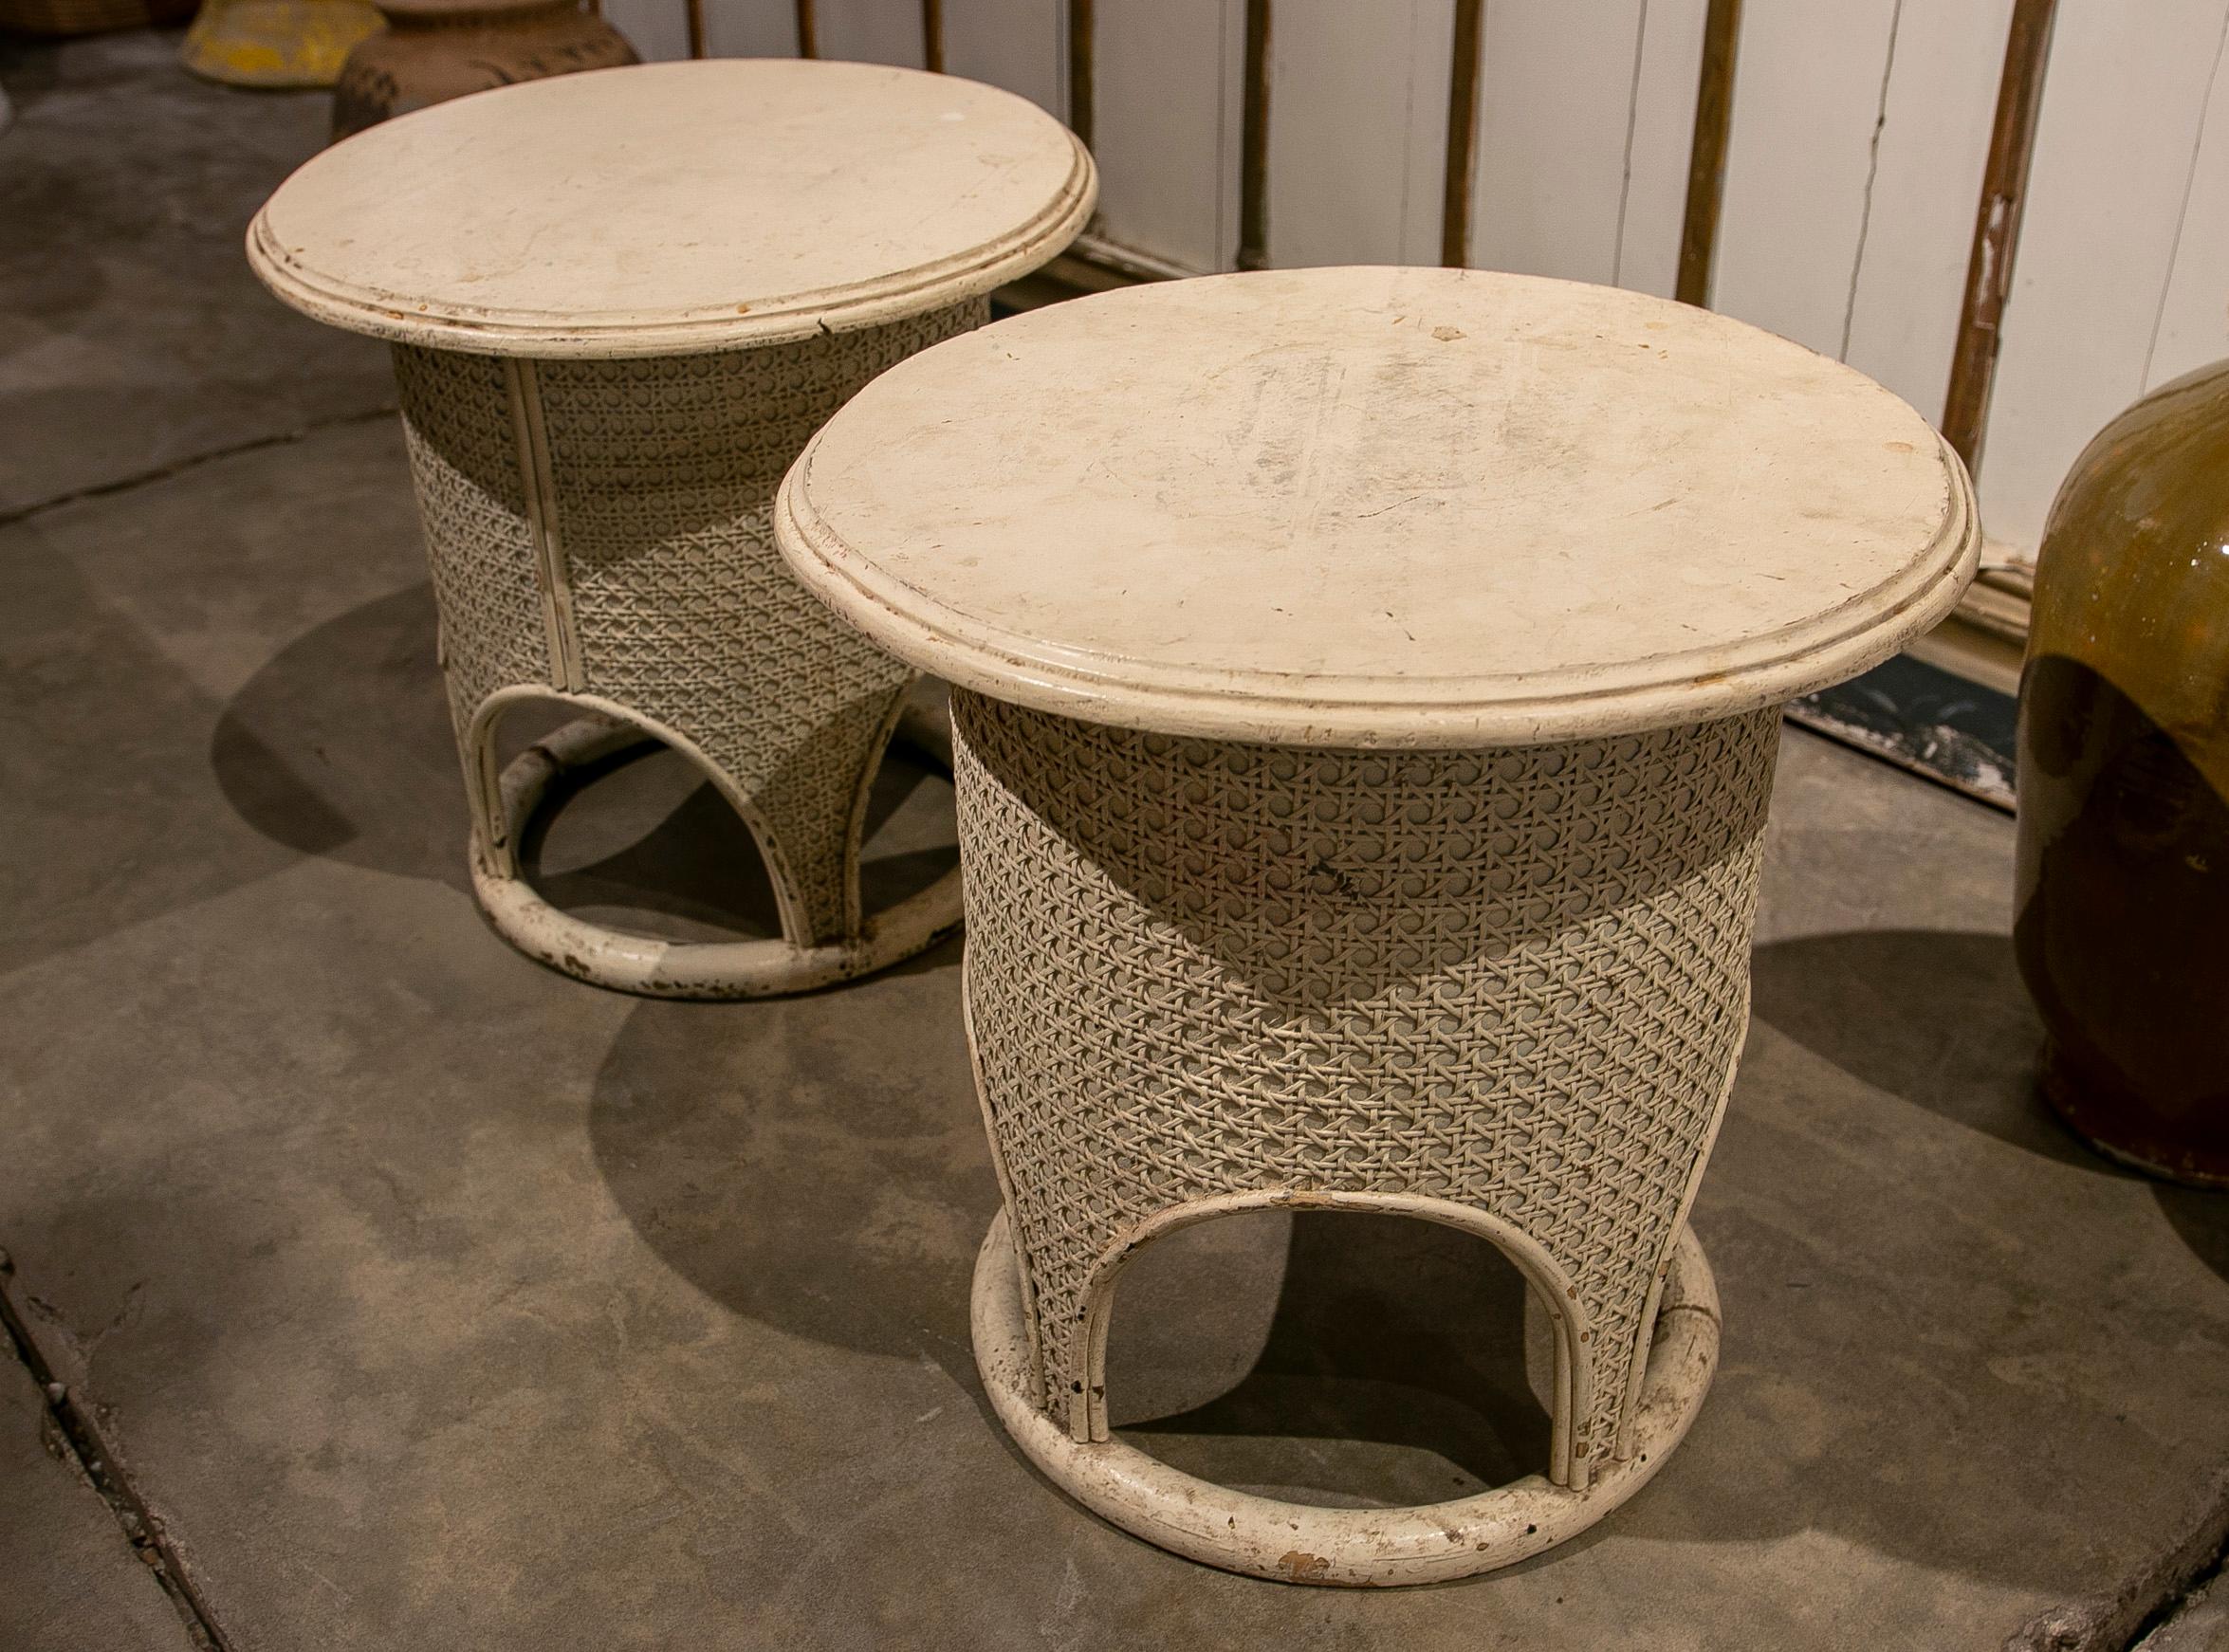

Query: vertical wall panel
<box><xmin>603</xmin><ymin>0</ymin><xmax>691</xmax><ymax>61</ymax></box>
<box><xmin>1841</xmin><ymin>0</ymin><xmax>2014</xmax><ymax>427</ymax></box>
<box><xmin>1265</xmin><ymin>0</ymin><xmax>1452</xmax><ymax>267</ymax></box>
<box><xmin>2144</xmin><ymin>31</ymin><xmax>2229</xmax><ymax>392</ymax></box>
<box><xmin>1614</xmin><ymin>0</ymin><xmax>1707</xmax><ymax>298</ymax></box>
<box><xmin>1404</xmin><ymin>1</ymin><xmax>1458</xmax><ymax>266</ymax></box>
<box><xmin>1980</xmin><ymin>0</ymin><xmax>2229</xmax><ymax>551</ymax></box>
<box><xmin>1466</xmin><ymin>0</ymin><xmax>1648</xmax><ymax>285</ymax></box>
<box><xmin>943</xmin><ymin>0</ymin><xmax>1066</xmax><ymax>116</ymax></box>
<box><xmin>1712</xmin><ymin>0</ymin><xmax>1899</xmax><ymax>357</ymax></box>
<box><xmin>1094</xmin><ymin>0</ymin><xmax>1244</xmax><ymax>271</ymax></box>
<box><xmin>703</xmin><ymin>0</ymin><xmax>799</xmax><ymax>56</ymax></box>
<box><xmin>815</xmin><ymin>0</ymin><xmax>928</xmax><ymax>65</ymax></box>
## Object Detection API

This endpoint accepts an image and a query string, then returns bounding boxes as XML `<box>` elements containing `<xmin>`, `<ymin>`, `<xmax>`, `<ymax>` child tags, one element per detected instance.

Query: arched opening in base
<box><xmin>1096</xmin><ymin>1203</ymin><xmax>1562</xmax><ymax>1509</ymax></box>
<box><xmin>458</xmin><ymin>681</ymin><xmax>962</xmax><ymax>997</ymax></box>
<box><xmin>971</xmin><ymin>1206</ymin><xmax>1718</xmax><ymax>1586</ymax></box>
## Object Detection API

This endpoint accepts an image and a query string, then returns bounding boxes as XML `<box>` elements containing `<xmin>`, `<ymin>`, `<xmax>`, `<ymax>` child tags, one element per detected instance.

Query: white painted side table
<box><xmin>777</xmin><ymin>267</ymin><xmax>1978</xmax><ymax>1583</ymax></box>
<box><xmin>249</xmin><ymin>60</ymin><xmax>1094</xmax><ymax>997</ymax></box>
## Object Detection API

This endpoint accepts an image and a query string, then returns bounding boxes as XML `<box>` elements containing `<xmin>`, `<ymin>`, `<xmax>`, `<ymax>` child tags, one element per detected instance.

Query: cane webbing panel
<box><xmin>952</xmin><ymin>691</ymin><xmax>1778</xmax><ymax>1469</ymax></box>
<box><xmin>390</xmin><ymin>298</ymin><xmax>985</xmax><ymax>945</ymax></box>
<box><xmin>393</xmin><ymin>344</ymin><xmax>546</xmax><ymax>738</ymax></box>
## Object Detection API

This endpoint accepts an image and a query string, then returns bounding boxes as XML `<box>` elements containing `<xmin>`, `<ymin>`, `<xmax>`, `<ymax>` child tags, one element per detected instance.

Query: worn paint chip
<box><xmin>1279</xmin><ymin>1551</ymin><xmax>1332</xmax><ymax>1583</ymax></box>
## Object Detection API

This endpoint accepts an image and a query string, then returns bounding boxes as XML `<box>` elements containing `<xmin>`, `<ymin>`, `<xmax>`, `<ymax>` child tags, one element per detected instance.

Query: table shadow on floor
<box><xmin>516</xmin><ymin>737</ymin><xmax>954</xmax><ymax>946</ymax></box>
<box><xmin>212</xmin><ymin>583</ymin><xmax>468</xmax><ymax>889</ymax></box>
<box><xmin>1105</xmin><ymin>1207</ymin><xmax>1557</xmax><ymax>1507</ymax></box>
<box><xmin>588</xmin><ymin>919</ymin><xmax>2224</xmax><ymax>1593</ymax></box>
<box><xmin>591</xmin><ymin>990</ymin><xmax>1561</xmax><ymax>1511</ymax></box>
<box><xmin>1750</xmin><ymin>927</ymin><xmax>2085</xmax><ymax>1169</ymax></box>
<box><xmin>1750</xmin><ymin>925</ymin><xmax>2226</xmax><ymax>1283</ymax></box>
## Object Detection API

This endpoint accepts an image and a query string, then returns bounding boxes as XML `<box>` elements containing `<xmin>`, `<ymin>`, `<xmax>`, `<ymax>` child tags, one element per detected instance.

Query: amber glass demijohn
<box><xmin>2015</xmin><ymin>358</ymin><xmax>2229</xmax><ymax>1184</ymax></box>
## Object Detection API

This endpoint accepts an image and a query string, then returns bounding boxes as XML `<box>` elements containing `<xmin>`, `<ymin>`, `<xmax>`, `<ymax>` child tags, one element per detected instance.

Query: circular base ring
<box><xmin>970</xmin><ymin>1206</ymin><xmax>1720</xmax><ymax>1586</ymax></box>
<box><xmin>471</xmin><ymin>714</ymin><xmax>962</xmax><ymax>1000</ymax></box>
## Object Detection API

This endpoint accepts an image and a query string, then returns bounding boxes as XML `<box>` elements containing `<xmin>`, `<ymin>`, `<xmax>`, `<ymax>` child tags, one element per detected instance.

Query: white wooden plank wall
<box><xmin>942</xmin><ymin>0</ymin><xmax>1066</xmax><ymax>118</ymax></box>
<box><xmin>1840</xmin><ymin>0</ymin><xmax>2012</xmax><ymax>429</ymax></box>
<box><xmin>1467</xmin><ymin>0</ymin><xmax>1648</xmax><ymax>285</ymax></box>
<box><xmin>1981</xmin><ymin>0</ymin><xmax>2229</xmax><ymax>551</ymax></box>
<box><xmin>1264</xmin><ymin>0</ymin><xmax>1450</xmax><ymax>267</ymax></box>
<box><xmin>1710</xmin><ymin>0</ymin><xmax>2013</xmax><ymax>505</ymax></box>
<box><xmin>555</xmin><ymin>0</ymin><xmax>2229</xmax><ymax>557</ymax></box>
<box><xmin>815</xmin><ymin>0</ymin><xmax>927</xmax><ymax>66</ymax></box>
<box><xmin>702</xmin><ymin>0</ymin><xmax>796</xmax><ymax>57</ymax></box>
<box><xmin>1091</xmin><ymin>0</ymin><xmax>1245</xmax><ymax>272</ymax></box>
<box><xmin>1713</xmin><ymin>0</ymin><xmax>1902</xmax><ymax>355</ymax></box>
<box><xmin>1616</xmin><ymin>0</ymin><xmax>1706</xmax><ymax>298</ymax></box>
<box><xmin>2147</xmin><ymin>37</ymin><xmax>2229</xmax><ymax>394</ymax></box>
<box><xmin>602</xmin><ymin>0</ymin><xmax>691</xmax><ymax>61</ymax></box>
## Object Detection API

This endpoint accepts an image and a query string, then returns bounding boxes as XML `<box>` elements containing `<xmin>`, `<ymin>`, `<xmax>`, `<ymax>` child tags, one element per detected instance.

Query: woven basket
<box><xmin>1</xmin><ymin>0</ymin><xmax>195</xmax><ymax>35</ymax></box>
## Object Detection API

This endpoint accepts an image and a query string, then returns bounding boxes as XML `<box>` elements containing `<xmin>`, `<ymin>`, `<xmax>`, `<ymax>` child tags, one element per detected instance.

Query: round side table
<box><xmin>249</xmin><ymin>60</ymin><xmax>1095</xmax><ymax>998</ymax></box>
<box><xmin>777</xmin><ymin>267</ymin><xmax>1978</xmax><ymax>1583</ymax></box>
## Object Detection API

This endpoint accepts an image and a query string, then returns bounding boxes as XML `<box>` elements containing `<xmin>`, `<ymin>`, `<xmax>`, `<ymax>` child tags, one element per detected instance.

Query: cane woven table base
<box><xmin>949</xmin><ymin>688</ymin><xmax>1773</xmax><ymax>1578</ymax></box>
<box><xmin>385</xmin><ymin>304</ymin><xmax>982</xmax><ymax>999</ymax></box>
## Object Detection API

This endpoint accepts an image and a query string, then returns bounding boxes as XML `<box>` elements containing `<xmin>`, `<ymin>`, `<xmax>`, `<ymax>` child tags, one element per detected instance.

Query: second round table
<box><xmin>250</xmin><ymin>59</ymin><xmax>1095</xmax><ymax>996</ymax></box>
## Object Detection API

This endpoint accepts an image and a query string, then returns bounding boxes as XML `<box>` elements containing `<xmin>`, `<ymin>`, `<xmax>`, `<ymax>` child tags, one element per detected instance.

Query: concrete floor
<box><xmin>5</xmin><ymin>31</ymin><xmax>2229</xmax><ymax>1652</ymax></box>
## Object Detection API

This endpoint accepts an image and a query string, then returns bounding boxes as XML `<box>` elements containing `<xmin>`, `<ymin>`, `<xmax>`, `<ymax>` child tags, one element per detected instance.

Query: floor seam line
<box><xmin>0</xmin><ymin>1248</ymin><xmax>235</xmax><ymax>1652</ymax></box>
<box><xmin>2120</xmin><ymin>1515</ymin><xmax>2229</xmax><ymax>1651</ymax></box>
<box><xmin>0</xmin><ymin>404</ymin><xmax>396</xmax><ymax>531</ymax></box>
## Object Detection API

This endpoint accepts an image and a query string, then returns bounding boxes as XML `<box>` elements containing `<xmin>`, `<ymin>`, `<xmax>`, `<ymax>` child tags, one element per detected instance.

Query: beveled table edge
<box><xmin>774</xmin><ymin>431</ymin><xmax>1980</xmax><ymax>749</ymax></box>
<box><xmin>245</xmin><ymin>116</ymin><xmax>1096</xmax><ymax>358</ymax></box>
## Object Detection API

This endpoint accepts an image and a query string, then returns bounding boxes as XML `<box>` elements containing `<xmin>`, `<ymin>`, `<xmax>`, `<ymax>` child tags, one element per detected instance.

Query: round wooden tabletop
<box><xmin>777</xmin><ymin>266</ymin><xmax>1979</xmax><ymax>749</ymax></box>
<box><xmin>248</xmin><ymin>59</ymin><xmax>1095</xmax><ymax>357</ymax></box>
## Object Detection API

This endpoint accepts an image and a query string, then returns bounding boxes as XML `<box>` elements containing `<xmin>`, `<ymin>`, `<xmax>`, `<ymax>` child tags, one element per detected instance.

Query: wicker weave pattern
<box><xmin>535</xmin><ymin>302</ymin><xmax>983</xmax><ymax>941</ymax></box>
<box><xmin>388</xmin><ymin>301</ymin><xmax>984</xmax><ymax>945</ymax></box>
<box><xmin>393</xmin><ymin>345</ymin><xmax>549</xmax><ymax>740</ymax></box>
<box><xmin>951</xmin><ymin>690</ymin><xmax>1778</xmax><ymax>1470</ymax></box>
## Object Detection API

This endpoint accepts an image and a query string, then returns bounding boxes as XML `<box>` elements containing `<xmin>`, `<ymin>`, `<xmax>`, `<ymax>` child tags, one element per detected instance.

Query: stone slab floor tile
<box><xmin>1</xmin><ymin>392</ymin><xmax>2226</xmax><ymax>1649</ymax></box>
<box><xmin>0</xmin><ymin>1347</ymin><xmax>198</xmax><ymax>1651</ymax></box>
<box><xmin>0</xmin><ymin>29</ymin><xmax>391</xmax><ymax>518</ymax></box>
